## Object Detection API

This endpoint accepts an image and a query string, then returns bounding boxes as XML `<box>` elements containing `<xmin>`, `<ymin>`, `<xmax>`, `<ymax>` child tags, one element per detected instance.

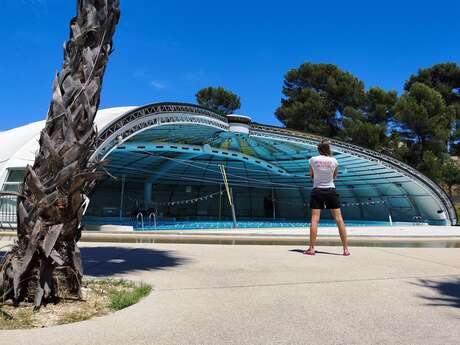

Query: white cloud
<box><xmin>150</xmin><ymin>80</ymin><xmax>167</xmax><ymax>90</ymax></box>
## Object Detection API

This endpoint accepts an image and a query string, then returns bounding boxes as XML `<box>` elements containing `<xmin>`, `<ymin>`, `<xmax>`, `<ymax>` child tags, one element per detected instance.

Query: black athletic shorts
<box><xmin>310</xmin><ymin>188</ymin><xmax>341</xmax><ymax>209</ymax></box>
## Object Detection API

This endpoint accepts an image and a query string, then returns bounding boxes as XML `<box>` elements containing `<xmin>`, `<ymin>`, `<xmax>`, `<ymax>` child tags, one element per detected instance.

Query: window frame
<box><xmin>1</xmin><ymin>168</ymin><xmax>26</xmax><ymax>192</ymax></box>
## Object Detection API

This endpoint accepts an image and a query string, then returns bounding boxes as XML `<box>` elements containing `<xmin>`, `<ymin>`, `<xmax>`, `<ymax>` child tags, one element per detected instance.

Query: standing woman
<box><xmin>305</xmin><ymin>140</ymin><xmax>350</xmax><ymax>256</ymax></box>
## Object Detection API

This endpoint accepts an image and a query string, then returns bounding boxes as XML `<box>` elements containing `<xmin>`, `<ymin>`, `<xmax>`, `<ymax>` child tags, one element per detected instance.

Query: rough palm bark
<box><xmin>0</xmin><ymin>0</ymin><xmax>120</xmax><ymax>307</ymax></box>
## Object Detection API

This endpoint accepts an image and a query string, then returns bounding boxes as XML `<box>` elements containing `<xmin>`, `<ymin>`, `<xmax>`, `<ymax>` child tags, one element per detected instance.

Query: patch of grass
<box><xmin>0</xmin><ymin>279</ymin><xmax>152</xmax><ymax>329</ymax></box>
<box><xmin>109</xmin><ymin>282</ymin><xmax>152</xmax><ymax>311</ymax></box>
<box><xmin>57</xmin><ymin>299</ymin><xmax>108</xmax><ymax>325</ymax></box>
<box><xmin>86</xmin><ymin>278</ymin><xmax>152</xmax><ymax>311</ymax></box>
<box><xmin>0</xmin><ymin>308</ymin><xmax>34</xmax><ymax>330</ymax></box>
<box><xmin>88</xmin><ymin>278</ymin><xmax>136</xmax><ymax>289</ymax></box>
<box><xmin>58</xmin><ymin>309</ymin><xmax>94</xmax><ymax>325</ymax></box>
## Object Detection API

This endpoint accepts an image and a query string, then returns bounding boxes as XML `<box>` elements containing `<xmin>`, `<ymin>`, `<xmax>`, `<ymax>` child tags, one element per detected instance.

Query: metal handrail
<box><xmin>148</xmin><ymin>212</ymin><xmax>157</xmax><ymax>230</ymax></box>
<box><xmin>412</xmin><ymin>215</ymin><xmax>424</xmax><ymax>226</ymax></box>
<box><xmin>136</xmin><ymin>212</ymin><xmax>144</xmax><ymax>230</ymax></box>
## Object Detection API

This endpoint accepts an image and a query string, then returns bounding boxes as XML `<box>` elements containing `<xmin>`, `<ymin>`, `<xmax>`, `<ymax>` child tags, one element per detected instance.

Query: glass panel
<box><xmin>1</xmin><ymin>183</ymin><xmax>20</xmax><ymax>192</ymax></box>
<box><xmin>6</xmin><ymin>169</ymin><xmax>26</xmax><ymax>182</ymax></box>
<box><xmin>0</xmin><ymin>197</ymin><xmax>16</xmax><ymax>210</ymax></box>
<box><xmin>388</xmin><ymin>197</ymin><xmax>411</xmax><ymax>208</ymax></box>
<box><xmin>0</xmin><ymin>195</ymin><xmax>17</xmax><ymax>223</ymax></box>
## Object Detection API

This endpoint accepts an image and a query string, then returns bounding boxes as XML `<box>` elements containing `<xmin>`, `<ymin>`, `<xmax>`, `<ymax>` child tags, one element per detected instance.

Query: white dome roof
<box><xmin>0</xmin><ymin>106</ymin><xmax>137</xmax><ymax>184</ymax></box>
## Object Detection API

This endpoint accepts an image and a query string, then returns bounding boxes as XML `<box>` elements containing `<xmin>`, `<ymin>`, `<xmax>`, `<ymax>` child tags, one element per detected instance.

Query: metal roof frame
<box><xmin>93</xmin><ymin>102</ymin><xmax>457</xmax><ymax>225</ymax></box>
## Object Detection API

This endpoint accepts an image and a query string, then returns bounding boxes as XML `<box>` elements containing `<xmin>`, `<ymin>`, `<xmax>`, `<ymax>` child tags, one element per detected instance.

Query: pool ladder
<box><xmin>136</xmin><ymin>212</ymin><xmax>144</xmax><ymax>230</ymax></box>
<box><xmin>148</xmin><ymin>212</ymin><xmax>157</xmax><ymax>230</ymax></box>
<box><xmin>412</xmin><ymin>215</ymin><xmax>424</xmax><ymax>226</ymax></box>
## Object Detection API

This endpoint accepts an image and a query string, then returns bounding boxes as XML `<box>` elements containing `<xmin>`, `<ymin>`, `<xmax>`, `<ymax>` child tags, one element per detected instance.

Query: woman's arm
<box><xmin>333</xmin><ymin>166</ymin><xmax>338</xmax><ymax>180</ymax></box>
<box><xmin>310</xmin><ymin>166</ymin><xmax>314</xmax><ymax>179</ymax></box>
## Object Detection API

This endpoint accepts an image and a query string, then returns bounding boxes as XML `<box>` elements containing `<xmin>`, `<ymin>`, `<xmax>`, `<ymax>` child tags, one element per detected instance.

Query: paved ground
<box><xmin>1</xmin><ymin>241</ymin><xmax>460</xmax><ymax>344</ymax></box>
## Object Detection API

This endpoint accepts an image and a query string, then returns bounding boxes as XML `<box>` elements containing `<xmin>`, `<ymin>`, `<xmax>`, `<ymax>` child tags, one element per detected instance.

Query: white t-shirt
<box><xmin>309</xmin><ymin>155</ymin><xmax>339</xmax><ymax>189</ymax></box>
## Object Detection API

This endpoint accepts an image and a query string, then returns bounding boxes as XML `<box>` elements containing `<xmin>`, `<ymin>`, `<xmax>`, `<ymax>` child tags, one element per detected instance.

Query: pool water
<box><xmin>84</xmin><ymin>217</ymin><xmax>421</xmax><ymax>231</ymax></box>
<box><xmin>136</xmin><ymin>220</ymin><xmax>393</xmax><ymax>231</ymax></box>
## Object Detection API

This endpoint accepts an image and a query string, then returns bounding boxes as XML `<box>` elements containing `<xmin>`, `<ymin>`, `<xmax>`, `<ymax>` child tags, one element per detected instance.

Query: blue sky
<box><xmin>0</xmin><ymin>0</ymin><xmax>459</xmax><ymax>130</ymax></box>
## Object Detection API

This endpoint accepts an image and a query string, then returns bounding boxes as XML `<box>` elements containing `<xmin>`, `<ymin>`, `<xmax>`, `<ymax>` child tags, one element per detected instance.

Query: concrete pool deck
<box><xmin>2</xmin><ymin>225</ymin><xmax>460</xmax><ymax>247</ymax></box>
<box><xmin>0</xmin><ymin>241</ymin><xmax>459</xmax><ymax>345</ymax></box>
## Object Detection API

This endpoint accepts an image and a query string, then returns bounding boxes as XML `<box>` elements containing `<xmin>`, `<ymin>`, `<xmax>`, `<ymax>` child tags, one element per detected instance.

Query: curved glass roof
<box><xmin>89</xmin><ymin>103</ymin><xmax>456</xmax><ymax>226</ymax></box>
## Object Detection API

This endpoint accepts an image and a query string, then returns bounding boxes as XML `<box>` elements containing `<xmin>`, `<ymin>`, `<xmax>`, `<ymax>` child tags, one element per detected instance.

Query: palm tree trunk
<box><xmin>0</xmin><ymin>0</ymin><xmax>120</xmax><ymax>308</ymax></box>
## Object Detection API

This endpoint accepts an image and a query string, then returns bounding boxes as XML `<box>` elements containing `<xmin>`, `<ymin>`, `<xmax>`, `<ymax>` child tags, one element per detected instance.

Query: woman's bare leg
<box><xmin>308</xmin><ymin>209</ymin><xmax>321</xmax><ymax>252</ymax></box>
<box><xmin>330</xmin><ymin>208</ymin><xmax>350</xmax><ymax>255</ymax></box>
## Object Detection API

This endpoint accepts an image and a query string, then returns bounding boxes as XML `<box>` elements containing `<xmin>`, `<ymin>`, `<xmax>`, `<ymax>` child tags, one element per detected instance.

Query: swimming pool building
<box><xmin>0</xmin><ymin>103</ymin><xmax>456</xmax><ymax>227</ymax></box>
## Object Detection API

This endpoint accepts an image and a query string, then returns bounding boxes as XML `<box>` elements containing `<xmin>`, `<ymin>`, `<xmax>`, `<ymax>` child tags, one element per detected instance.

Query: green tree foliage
<box><xmin>440</xmin><ymin>160</ymin><xmax>460</xmax><ymax>197</ymax></box>
<box><xmin>416</xmin><ymin>151</ymin><xmax>442</xmax><ymax>181</ymax></box>
<box><xmin>405</xmin><ymin>63</ymin><xmax>460</xmax><ymax>153</ymax></box>
<box><xmin>275</xmin><ymin>63</ymin><xmax>365</xmax><ymax>137</ymax></box>
<box><xmin>275</xmin><ymin>61</ymin><xmax>460</xmax><ymax>192</ymax></box>
<box><xmin>340</xmin><ymin>107</ymin><xmax>384</xmax><ymax>150</ymax></box>
<box><xmin>384</xmin><ymin>131</ymin><xmax>410</xmax><ymax>161</ymax></box>
<box><xmin>365</xmin><ymin>87</ymin><xmax>398</xmax><ymax>125</ymax></box>
<box><xmin>341</xmin><ymin>87</ymin><xmax>397</xmax><ymax>149</ymax></box>
<box><xmin>196</xmin><ymin>86</ymin><xmax>241</xmax><ymax>115</ymax></box>
<box><xmin>395</xmin><ymin>82</ymin><xmax>455</xmax><ymax>164</ymax></box>
<box><xmin>405</xmin><ymin>62</ymin><xmax>460</xmax><ymax>110</ymax></box>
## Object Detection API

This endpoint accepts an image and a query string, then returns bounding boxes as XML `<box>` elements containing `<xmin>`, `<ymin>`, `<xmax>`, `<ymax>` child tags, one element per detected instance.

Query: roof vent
<box><xmin>227</xmin><ymin>114</ymin><xmax>252</xmax><ymax>134</ymax></box>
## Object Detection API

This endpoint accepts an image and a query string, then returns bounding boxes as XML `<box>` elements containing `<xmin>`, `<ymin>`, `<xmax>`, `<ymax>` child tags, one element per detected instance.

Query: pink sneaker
<box><xmin>343</xmin><ymin>249</ymin><xmax>351</xmax><ymax>256</ymax></box>
<box><xmin>303</xmin><ymin>248</ymin><xmax>316</xmax><ymax>256</ymax></box>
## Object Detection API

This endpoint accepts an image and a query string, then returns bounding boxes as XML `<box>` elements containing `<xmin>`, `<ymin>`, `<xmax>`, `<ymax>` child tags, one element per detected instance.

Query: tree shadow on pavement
<box><xmin>1</xmin><ymin>246</ymin><xmax>187</xmax><ymax>278</ymax></box>
<box><xmin>81</xmin><ymin>246</ymin><xmax>188</xmax><ymax>277</ymax></box>
<box><xmin>289</xmin><ymin>249</ymin><xmax>342</xmax><ymax>256</ymax></box>
<box><xmin>415</xmin><ymin>278</ymin><xmax>460</xmax><ymax>309</ymax></box>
